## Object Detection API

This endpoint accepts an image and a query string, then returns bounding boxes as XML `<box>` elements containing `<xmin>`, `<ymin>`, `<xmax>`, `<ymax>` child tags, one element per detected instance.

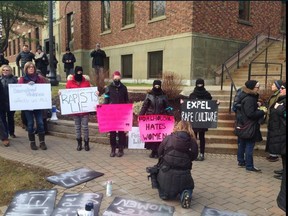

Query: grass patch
<box><xmin>0</xmin><ymin>156</ymin><xmax>55</xmax><ymax>206</ymax></box>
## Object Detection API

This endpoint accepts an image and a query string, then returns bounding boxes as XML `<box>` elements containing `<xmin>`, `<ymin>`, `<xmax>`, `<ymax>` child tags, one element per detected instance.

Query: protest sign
<box><xmin>59</xmin><ymin>87</ymin><xmax>98</xmax><ymax>115</ymax></box>
<box><xmin>201</xmin><ymin>206</ymin><xmax>247</xmax><ymax>216</ymax></box>
<box><xmin>8</xmin><ymin>83</ymin><xmax>52</xmax><ymax>111</ymax></box>
<box><xmin>97</xmin><ymin>104</ymin><xmax>133</xmax><ymax>133</ymax></box>
<box><xmin>128</xmin><ymin>127</ymin><xmax>145</xmax><ymax>149</ymax></box>
<box><xmin>138</xmin><ymin>115</ymin><xmax>174</xmax><ymax>142</ymax></box>
<box><xmin>181</xmin><ymin>100</ymin><xmax>218</xmax><ymax>128</ymax></box>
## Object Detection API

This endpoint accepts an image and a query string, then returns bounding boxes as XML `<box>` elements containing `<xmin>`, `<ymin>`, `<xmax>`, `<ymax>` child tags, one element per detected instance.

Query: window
<box><xmin>281</xmin><ymin>1</ymin><xmax>286</xmax><ymax>32</ymax></box>
<box><xmin>28</xmin><ymin>32</ymin><xmax>32</xmax><ymax>49</ymax></box>
<box><xmin>17</xmin><ymin>38</ymin><xmax>21</xmax><ymax>53</ymax></box>
<box><xmin>101</xmin><ymin>1</ymin><xmax>111</xmax><ymax>32</ymax></box>
<box><xmin>238</xmin><ymin>1</ymin><xmax>250</xmax><ymax>21</ymax></box>
<box><xmin>148</xmin><ymin>51</ymin><xmax>163</xmax><ymax>78</ymax></box>
<box><xmin>150</xmin><ymin>1</ymin><xmax>166</xmax><ymax>19</ymax></box>
<box><xmin>8</xmin><ymin>41</ymin><xmax>11</xmax><ymax>56</ymax></box>
<box><xmin>12</xmin><ymin>40</ymin><xmax>16</xmax><ymax>55</ymax></box>
<box><xmin>123</xmin><ymin>1</ymin><xmax>134</xmax><ymax>26</ymax></box>
<box><xmin>35</xmin><ymin>27</ymin><xmax>40</xmax><ymax>48</ymax></box>
<box><xmin>67</xmin><ymin>12</ymin><xmax>74</xmax><ymax>45</ymax></box>
<box><xmin>121</xmin><ymin>54</ymin><xmax>133</xmax><ymax>78</ymax></box>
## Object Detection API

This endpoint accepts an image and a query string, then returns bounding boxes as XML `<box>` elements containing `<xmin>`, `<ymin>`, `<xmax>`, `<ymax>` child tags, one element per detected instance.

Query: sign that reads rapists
<box><xmin>59</xmin><ymin>87</ymin><xmax>99</xmax><ymax>115</ymax></box>
<box><xmin>8</xmin><ymin>83</ymin><xmax>52</xmax><ymax>111</ymax></box>
<box><xmin>138</xmin><ymin>115</ymin><xmax>175</xmax><ymax>142</ymax></box>
<box><xmin>181</xmin><ymin>100</ymin><xmax>218</xmax><ymax>128</ymax></box>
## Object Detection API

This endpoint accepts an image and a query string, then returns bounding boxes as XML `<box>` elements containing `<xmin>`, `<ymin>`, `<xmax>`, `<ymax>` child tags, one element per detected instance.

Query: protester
<box><xmin>62</xmin><ymin>47</ymin><xmax>76</xmax><ymax>79</ymax></box>
<box><xmin>188</xmin><ymin>78</ymin><xmax>219</xmax><ymax>161</ymax></box>
<box><xmin>18</xmin><ymin>62</ymin><xmax>48</xmax><ymax>150</ymax></box>
<box><xmin>16</xmin><ymin>44</ymin><xmax>35</xmax><ymax>76</ymax></box>
<box><xmin>90</xmin><ymin>43</ymin><xmax>106</xmax><ymax>94</ymax></box>
<box><xmin>47</xmin><ymin>50</ymin><xmax>58</xmax><ymax>75</ymax></box>
<box><xmin>139</xmin><ymin>80</ymin><xmax>173</xmax><ymax>159</ymax></box>
<box><xmin>154</xmin><ymin>120</ymin><xmax>198</xmax><ymax>208</ymax></box>
<box><xmin>236</xmin><ymin>80</ymin><xmax>266</xmax><ymax>172</ymax></box>
<box><xmin>0</xmin><ymin>65</ymin><xmax>18</xmax><ymax>138</ymax></box>
<box><xmin>34</xmin><ymin>47</ymin><xmax>49</xmax><ymax>77</ymax></box>
<box><xmin>66</xmin><ymin>66</ymin><xmax>94</xmax><ymax>151</ymax></box>
<box><xmin>0</xmin><ymin>79</ymin><xmax>9</xmax><ymax>147</ymax></box>
<box><xmin>104</xmin><ymin>71</ymin><xmax>129</xmax><ymax>157</ymax></box>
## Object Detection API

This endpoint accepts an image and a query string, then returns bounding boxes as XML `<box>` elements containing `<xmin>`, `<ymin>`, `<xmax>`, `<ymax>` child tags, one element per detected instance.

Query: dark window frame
<box><xmin>150</xmin><ymin>1</ymin><xmax>166</xmax><ymax>19</ymax></box>
<box><xmin>122</xmin><ymin>1</ymin><xmax>134</xmax><ymax>26</ymax></box>
<box><xmin>12</xmin><ymin>39</ymin><xmax>16</xmax><ymax>55</ymax></box>
<box><xmin>17</xmin><ymin>37</ymin><xmax>21</xmax><ymax>53</ymax></box>
<box><xmin>8</xmin><ymin>41</ymin><xmax>11</xmax><ymax>56</ymax></box>
<box><xmin>35</xmin><ymin>27</ymin><xmax>40</xmax><ymax>48</ymax></box>
<box><xmin>238</xmin><ymin>1</ymin><xmax>250</xmax><ymax>21</ymax></box>
<box><xmin>148</xmin><ymin>51</ymin><xmax>163</xmax><ymax>79</ymax></box>
<box><xmin>121</xmin><ymin>54</ymin><xmax>133</xmax><ymax>78</ymax></box>
<box><xmin>101</xmin><ymin>1</ymin><xmax>111</xmax><ymax>32</ymax></box>
<box><xmin>28</xmin><ymin>32</ymin><xmax>32</xmax><ymax>50</ymax></box>
<box><xmin>67</xmin><ymin>12</ymin><xmax>74</xmax><ymax>45</ymax></box>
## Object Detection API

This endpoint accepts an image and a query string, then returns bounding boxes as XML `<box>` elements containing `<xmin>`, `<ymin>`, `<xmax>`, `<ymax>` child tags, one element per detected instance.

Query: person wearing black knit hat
<box><xmin>62</xmin><ymin>47</ymin><xmax>76</xmax><ymax>79</ymax></box>
<box><xmin>139</xmin><ymin>80</ymin><xmax>173</xmax><ymax>158</ymax></box>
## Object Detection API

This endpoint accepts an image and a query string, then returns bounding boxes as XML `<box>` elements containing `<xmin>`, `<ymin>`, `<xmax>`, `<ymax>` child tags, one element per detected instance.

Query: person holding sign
<box><xmin>188</xmin><ymin>78</ymin><xmax>219</xmax><ymax>161</ymax></box>
<box><xmin>18</xmin><ymin>62</ymin><xmax>48</xmax><ymax>150</ymax></box>
<box><xmin>66</xmin><ymin>66</ymin><xmax>94</xmax><ymax>151</ymax></box>
<box><xmin>139</xmin><ymin>80</ymin><xmax>173</xmax><ymax>158</ymax></box>
<box><xmin>104</xmin><ymin>71</ymin><xmax>129</xmax><ymax>157</ymax></box>
<box><xmin>156</xmin><ymin>121</ymin><xmax>198</xmax><ymax>209</ymax></box>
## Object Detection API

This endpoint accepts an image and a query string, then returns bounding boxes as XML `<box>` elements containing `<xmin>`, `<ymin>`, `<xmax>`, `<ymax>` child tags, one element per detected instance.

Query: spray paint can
<box><xmin>106</xmin><ymin>180</ymin><xmax>112</xmax><ymax>196</ymax></box>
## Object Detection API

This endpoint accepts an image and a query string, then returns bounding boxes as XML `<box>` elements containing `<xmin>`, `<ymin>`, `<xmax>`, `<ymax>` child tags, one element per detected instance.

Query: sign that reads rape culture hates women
<box><xmin>97</xmin><ymin>104</ymin><xmax>133</xmax><ymax>133</ymax></box>
<box><xmin>59</xmin><ymin>87</ymin><xmax>99</xmax><ymax>115</ymax></box>
<box><xmin>181</xmin><ymin>100</ymin><xmax>218</xmax><ymax>128</ymax></box>
<box><xmin>138</xmin><ymin>115</ymin><xmax>175</xmax><ymax>142</ymax></box>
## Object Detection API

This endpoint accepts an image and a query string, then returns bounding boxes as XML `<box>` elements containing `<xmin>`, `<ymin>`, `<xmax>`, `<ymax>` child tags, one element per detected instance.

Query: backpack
<box><xmin>232</xmin><ymin>88</ymin><xmax>243</xmax><ymax>112</ymax></box>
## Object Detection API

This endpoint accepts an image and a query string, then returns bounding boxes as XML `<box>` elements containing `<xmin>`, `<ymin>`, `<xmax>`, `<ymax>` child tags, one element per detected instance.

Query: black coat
<box><xmin>90</xmin><ymin>49</ymin><xmax>106</xmax><ymax>67</ymax></box>
<box><xmin>35</xmin><ymin>52</ymin><xmax>49</xmax><ymax>75</ymax></box>
<box><xmin>16</xmin><ymin>51</ymin><xmax>35</xmax><ymax>68</ymax></box>
<box><xmin>104</xmin><ymin>81</ymin><xmax>129</xmax><ymax>104</ymax></box>
<box><xmin>62</xmin><ymin>52</ymin><xmax>76</xmax><ymax>69</ymax></box>
<box><xmin>0</xmin><ymin>74</ymin><xmax>18</xmax><ymax>111</ymax></box>
<box><xmin>157</xmin><ymin>131</ymin><xmax>198</xmax><ymax>199</ymax></box>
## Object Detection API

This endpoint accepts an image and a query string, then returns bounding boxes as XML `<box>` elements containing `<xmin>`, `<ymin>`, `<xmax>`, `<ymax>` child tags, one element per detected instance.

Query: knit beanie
<box><xmin>245</xmin><ymin>80</ymin><xmax>258</xmax><ymax>90</ymax></box>
<box><xmin>153</xmin><ymin>80</ymin><xmax>162</xmax><ymax>87</ymax></box>
<box><xmin>274</xmin><ymin>80</ymin><xmax>283</xmax><ymax>90</ymax></box>
<box><xmin>74</xmin><ymin>66</ymin><xmax>83</xmax><ymax>74</ymax></box>
<box><xmin>196</xmin><ymin>78</ymin><xmax>205</xmax><ymax>87</ymax></box>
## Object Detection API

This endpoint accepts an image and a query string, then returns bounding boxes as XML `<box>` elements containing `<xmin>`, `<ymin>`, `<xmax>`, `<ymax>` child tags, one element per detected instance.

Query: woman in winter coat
<box><xmin>0</xmin><ymin>65</ymin><xmax>18</xmax><ymax>138</ymax></box>
<box><xmin>65</xmin><ymin>66</ymin><xmax>93</xmax><ymax>151</ymax></box>
<box><xmin>18</xmin><ymin>61</ymin><xmax>48</xmax><ymax>150</ymax></box>
<box><xmin>0</xmin><ymin>79</ymin><xmax>9</xmax><ymax>147</ymax></box>
<box><xmin>139</xmin><ymin>80</ymin><xmax>173</xmax><ymax>158</ymax></box>
<box><xmin>265</xmin><ymin>83</ymin><xmax>286</xmax><ymax>212</ymax></box>
<box><xmin>156</xmin><ymin>120</ymin><xmax>198</xmax><ymax>208</ymax></box>
<box><xmin>34</xmin><ymin>47</ymin><xmax>49</xmax><ymax>77</ymax></box>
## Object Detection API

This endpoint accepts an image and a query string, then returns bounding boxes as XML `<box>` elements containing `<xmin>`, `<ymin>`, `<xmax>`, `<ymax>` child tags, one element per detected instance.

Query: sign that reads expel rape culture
<box><xmin>181</xmin><ymin>100</ymin><xmax>218</xmax><ymax>128</ymax></box>
<box><xmin>9</xmin><ymin>83</ymin><xmax>52</xmax><ymax>111</ymax></box>
<box><xmin>59</xmin><ymin>87</ymin><xmax>99</xmax><ymax>115</ymax></box>
<box><xmin>138</xmin><ymin>115</ymin><xmax>175</xmax><ymax>142</ymax></box>
<box><xmin>97</xmin><ymin>104</ymin><xmax>133</xmax><ymax>133</ymax></box>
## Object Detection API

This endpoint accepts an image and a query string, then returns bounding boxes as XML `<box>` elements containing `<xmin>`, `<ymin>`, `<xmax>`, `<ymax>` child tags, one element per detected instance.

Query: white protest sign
<box><xmin>9</xmin><ymin>83</ymin><xmax>52</xmax><ymax>111</ymax></box>
<box><xmin>128</xmin><ymin>127</ymin><xmax>145</xmax><ymax>149</ymax></box>
<box><xmin>59</xmin><ymin>87</ymin><xmax>98</xmax><ymax>115</ymax></box>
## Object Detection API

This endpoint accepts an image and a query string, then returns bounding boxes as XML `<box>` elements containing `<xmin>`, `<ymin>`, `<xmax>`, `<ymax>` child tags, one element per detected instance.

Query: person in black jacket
<box><xmin>0</xmin><ymin>79</ymin><xmax>9</xmax><ymax>147</ymax></box>
<box><xmin>0</xmin><ymin>53</ymin><xmax>9</xmax><ymax>66</ymax></box>
<box><xmin>90</xmin><ymin>43</ymin><xmax>107</xmax><ymax>94</ymax></box>
<box><xmin>104</xmin><ymin>71</ymin><xmax>129</xmax><ymax>157</ymax></box>
<box><xmin>16</xmin><ymin>44</ymin><xmax>35</xmax><ymax>76</ymax></box>
<box><xmin>155</xmin><ymin>120</ymin><xmax>198</xmax><ymax>208</ymax></box>
<box><xmin>0</xmin><ymin>65</ymin><xmax>18</xmax><ymax>138</ymax></box>
<box><xmin>139</xmin><ymin>80</ymin><xmax>173</xmax><ymax>158</ymax></box>
<box><xmin>62</xmin><ymin>47</ymin><xmax>76</xmax><ymax>79</ymax></box>
<box><xmin>34</xmin><ymin>47</ymin><xmax>49</xmax><ymax>77</ymax></box>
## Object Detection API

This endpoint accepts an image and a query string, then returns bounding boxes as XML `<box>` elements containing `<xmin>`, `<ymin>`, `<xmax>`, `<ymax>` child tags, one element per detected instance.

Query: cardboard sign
<box><xmin>8</xmin><ymin>83</ymin><xmax>52</xmax><ymax>111</ymax></box>
<box><xmin>201</xmin><ymin>206</ymin><xmax>247</xmax><ymax>216</ymax></box>
<box><xmin>4</xmin><ymin>189</ymin><xmax>57</xmax><ymax>216</ymax></box>
<box><xmin>46</xmin><ymin>168</ymin><xmax>104</xmax><ymax>188</ymax></box>
<box><xmin>138</xmin><ymin>115</ymin><xmax>175</xmax><ymax>142</ymax></box>
<box><xmin>181</xmin><ymin>100</ymin><xmax>218</xmax><ymax>128</ymax></box>
<box><xmin>128</xmin><ymin>127</ymin><xmax>145</xmax><ymax>149</ymax></box>
<box><xmin>51</xmin><ymin>193</ymin><xmax>103</xmax><ymax>216</ymax></box>
<box><xmin>97</xmin><ymin>104</ymin><xmax>133</xmax><ymax>133</ymax></box>
<box><xmin>102</xmin><ymin>197</ymin><xmax>175</xmax><ymax>216</ymax></box>
<box><xmin>59</xmin><ymin>87</ymin><xmax>99</xmax><ymax>115</ymax></box>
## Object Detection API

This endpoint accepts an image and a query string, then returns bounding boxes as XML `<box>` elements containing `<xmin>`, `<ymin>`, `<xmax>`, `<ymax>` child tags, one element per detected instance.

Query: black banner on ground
<box><xmin>46</xmin><ymin>167</ymin><xmax>104</xmax><ymax>188</ymax></box>
<box><xmin>201</xmin><ymin>206</ymin><xmax>247</xmax><ymax>216</ymax></box>
<box><xmin>181</xmin><ymin>100</ymin><xmax>218</xmax><ymax>128</ymax></box>
<box><xmin>4</xmin><ymin>189</ymin><xmax>57</xmax><ymax>216</ymax></box>
<box><xmin>51</xmin><ymin>193</ymin><xmax>103</xmax><ymax>216</ymax></box>
<box><xmin>102</xmin><ymin>196</ymin><xmax>175</xmax><ymax>216</ymax></box>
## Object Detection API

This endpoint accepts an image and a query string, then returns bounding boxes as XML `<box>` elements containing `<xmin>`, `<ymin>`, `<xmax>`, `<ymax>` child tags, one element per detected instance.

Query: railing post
<box><xmin>265</xmin><ymin>48</ymin><xmax>268</xmax><ymax>68</ymax></box>
<box><xmin>237</xmin><ymin>49</ymin><xmax>240</xmax><ymax>69</ymax></box>
<box><xmin>280</xmin><ymin>64</ymin><xmax>283</xmax><ymax>80</ymax></box>
<box><xmin>248</xmin><ymin>63</ymin><xmax>252</xmax><ymax>80</ymax></box>
<box><xmin>268</xmin><ymin>26</ymin><xmax>270</xmax><ymax>42</ymax></box>
<box><xmin>229</xmin><ymin>83</ymin><xmax>233</xmax><ymax>114</ymax></box>
<box><xmin>282</xmin><ymin>33</ymin><xmax>285</xmax><ymax>51</ymax></box>
<box><xmin>255</xmin><ymin>35</ymin><xmax>258</xmax><ymax>53</ymax></box>
<box><xmin>221</xmin><ymin>64</ymin><xmax>224</xmax><ymax>90</ymax></box>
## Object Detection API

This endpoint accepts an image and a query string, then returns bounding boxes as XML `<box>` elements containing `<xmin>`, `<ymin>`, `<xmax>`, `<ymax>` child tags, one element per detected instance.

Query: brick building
<box><xmin>5</xmin><ymin>1</ymin><xmax>286</xmax><ymax>84</ymax></box>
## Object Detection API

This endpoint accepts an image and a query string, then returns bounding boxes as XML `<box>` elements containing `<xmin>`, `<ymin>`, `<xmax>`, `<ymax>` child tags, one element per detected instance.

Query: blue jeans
<box><xmin>237</xmin><ymin>138</ymin><xmax>255</xmax><ymax>170</ymax></box>
<box><xmin>24</xmin><ymin>110</ymin><xmax>44</xmax><ymax>134</ymax></box>
<box><xmin>0</xmin><ymin>110</ymin><xmax>16</xmax><ymax>136</ymax></box>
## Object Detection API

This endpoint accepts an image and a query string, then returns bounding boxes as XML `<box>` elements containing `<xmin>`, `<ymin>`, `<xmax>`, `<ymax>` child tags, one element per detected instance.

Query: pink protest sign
<box><xmin>97</xmin><ymin>104</ymin><xmax>133</xmax><ymax>133</ymax></box>
<box><xmin>138</xmin><ymin>115</ymin><xmax>175</xmax><ymax>142</ymax></box>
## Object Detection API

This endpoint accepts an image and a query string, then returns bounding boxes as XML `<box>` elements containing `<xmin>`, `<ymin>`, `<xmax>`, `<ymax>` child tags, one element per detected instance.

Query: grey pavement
<box><xmin>0</xmin><ymin>126</ymin><xmax>285</xmax><ymax>216</ymax></box>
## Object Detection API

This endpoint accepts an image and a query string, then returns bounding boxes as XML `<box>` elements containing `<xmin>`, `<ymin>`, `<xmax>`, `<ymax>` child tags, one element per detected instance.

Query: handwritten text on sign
<box><xmin>138</xmin><ymin>115</ymin><xmax>175</xmax><ymax>142</ymax></box>
<box><xmin>128</xmin><ymin>127</ymin><xmax>145</xmax><ymax>149</ymax></box>
<box><xmin>5</xmin><ymin>189</ymin><xmax>57</xmax><ymax>216</ymax></box>
<box><xmin>181</xmin><ymin>100</ymin><xmax>218</xmax><ymax>128</ymax></box>
<box><xmin>97</xmin><ymin>104</ymin><xmax>133</xmax><ymax>133</ymax></box>
<box><xmin>59</xmin><ymin>87</ymin><xmax>99</xmax><ymax>115</ymax></box>
<box><xmin>8</xmin><ymin>83</ymin><xmax>52</xmax><ymax>111</ymax></box>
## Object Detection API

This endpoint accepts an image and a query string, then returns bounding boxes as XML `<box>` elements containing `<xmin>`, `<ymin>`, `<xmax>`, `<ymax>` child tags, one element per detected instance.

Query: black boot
<box><xmin>77</xmin><ymin>138</ymin><xmax>82</xmax><ymax>151</ymax></box>
<box><xmin>38</xmin><ymin>133</ymin><xmax>47</xmax><ymax>150</ymax></box>
<box><xmin>117</xmin><ymin>146</ymin><xmax>124</xmax><ymax>157</ymax></box>
<box><xmin>110</xmin><ymin>147</ymin><xmax>116</xmax><ymax>157</ymax></box>
<box><xmin>84</xmin><ymin>138</ymin><xmax>90</xmax><ymax>151</ymax></box>
<box><xmin>28</xmin><ymin>133</ymin><xmax>38</xmax><ymax>150</ymax></box>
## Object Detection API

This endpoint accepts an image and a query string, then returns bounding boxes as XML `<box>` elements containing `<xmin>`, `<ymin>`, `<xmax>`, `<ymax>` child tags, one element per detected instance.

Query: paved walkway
<box><xmin>0</xmin><ymin>126</ymin><xmax>285</xmax><ymax>216</ymax></box>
